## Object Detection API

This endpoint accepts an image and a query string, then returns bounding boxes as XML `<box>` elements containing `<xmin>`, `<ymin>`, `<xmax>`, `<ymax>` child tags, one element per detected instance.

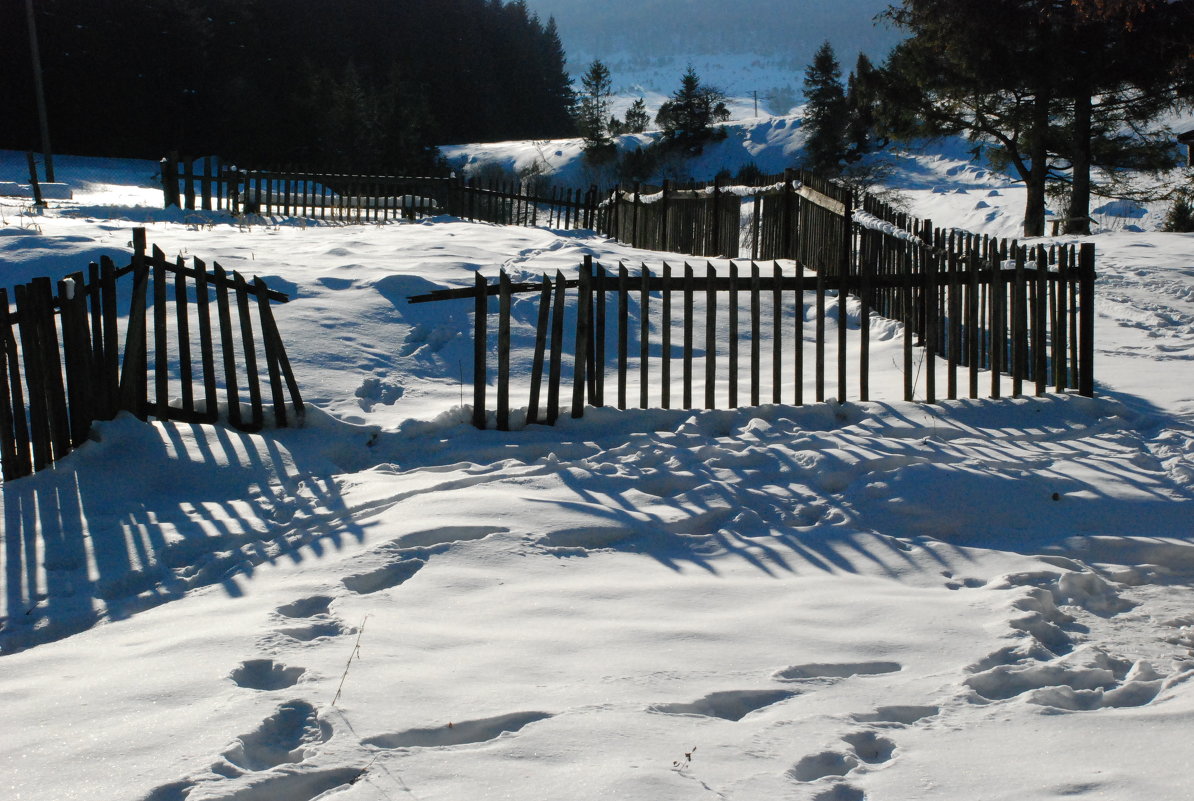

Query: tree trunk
<box><xmin>1022</xmin><ymin>91</ymin><xmax>1051</xmax><ymax>238</ymax></box>
<box><xmin>1066</xmin><ymin>90</ymin><xmax>1093</xmax><ymax>235</ymax></box>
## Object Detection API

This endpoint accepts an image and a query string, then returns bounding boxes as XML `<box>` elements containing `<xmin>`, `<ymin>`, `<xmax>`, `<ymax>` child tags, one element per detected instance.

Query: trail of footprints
<box><xmin>143</xmin><ymin>547</ymin><xmax>1187</xmax><ymax>799</ymax></box>
<box><xmin>142</xmin><ymin>533</ymin><xmax>542</xmax><ymax>801</ymax></box>
<box><xmin>962</xmin><ymin>567</ymin><xmax>1192</xmax><ymax>712</ymax></box>
<box><xmin>647</xmin><ymin>660</ymin><xmax>930</xmax><ymax>799</ymax></box>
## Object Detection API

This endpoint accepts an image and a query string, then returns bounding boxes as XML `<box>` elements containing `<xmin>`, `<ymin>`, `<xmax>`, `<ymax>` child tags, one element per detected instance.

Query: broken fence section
<box><xmin>0</xmin><ymin>228</ymin><xmax>304</xmax><ymax>481</ymax></box>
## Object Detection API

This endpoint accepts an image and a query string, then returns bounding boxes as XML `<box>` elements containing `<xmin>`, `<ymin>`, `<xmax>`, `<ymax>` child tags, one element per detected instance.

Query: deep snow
<box><xmin>0</xmin><ymin>131</ymin><xmax>1192</xmax><ymax>801</ymax></box>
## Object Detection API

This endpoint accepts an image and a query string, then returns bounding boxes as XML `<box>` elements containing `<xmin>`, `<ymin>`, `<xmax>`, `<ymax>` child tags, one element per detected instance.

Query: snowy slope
<box><xmin>0</xmin><ymin>141</ymin><xmax>1192</xmax><ymax>801</ymax></box>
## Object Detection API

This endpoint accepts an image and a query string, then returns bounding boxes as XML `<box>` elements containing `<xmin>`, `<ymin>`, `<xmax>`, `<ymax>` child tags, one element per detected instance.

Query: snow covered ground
<box><xmin>1</xmin><ymin>137</ymin><xmax>1192</xmax><ymax>801</ymax></box>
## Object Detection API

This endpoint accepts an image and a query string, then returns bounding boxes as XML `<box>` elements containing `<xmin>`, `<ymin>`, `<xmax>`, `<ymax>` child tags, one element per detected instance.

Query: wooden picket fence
<box><xmin>409</xmin><ymin>237</ymin><xmax>1094</xmax><ymax>429</ymax></box>
<box><xmin>160</xmin><ymin>154</ymin><xmax>599</xmax><ymax>229</ymax></box>
<box><xmin>595</xmin><ymin>169</ymin><xmax>853</xmax><ymax>267</ymax></box>
<box><xmin>0</xmin><ymin>228</ymin><xmax>304</xmax><ymax>481</ymax></box>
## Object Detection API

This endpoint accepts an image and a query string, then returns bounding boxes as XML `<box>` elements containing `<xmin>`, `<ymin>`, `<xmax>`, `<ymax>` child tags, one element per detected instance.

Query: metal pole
<box><xmin>24</xmin><ymin>0</ymin><xmax>55</xmax><ymax>182</ymax></box>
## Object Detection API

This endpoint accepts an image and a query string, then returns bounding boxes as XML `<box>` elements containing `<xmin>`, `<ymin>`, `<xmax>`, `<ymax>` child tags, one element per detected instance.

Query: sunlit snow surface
<box><xmin>1</xmin><ymin>144</ymin><xmax>1192</xmax><ymax>801</ymax></box>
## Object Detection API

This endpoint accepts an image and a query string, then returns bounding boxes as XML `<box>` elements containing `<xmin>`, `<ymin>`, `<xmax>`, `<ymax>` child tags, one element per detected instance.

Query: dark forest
<box><xmin>0</xmin><ymin>0</ymin><xmax>575</xmax><ymax>172</ymax></box>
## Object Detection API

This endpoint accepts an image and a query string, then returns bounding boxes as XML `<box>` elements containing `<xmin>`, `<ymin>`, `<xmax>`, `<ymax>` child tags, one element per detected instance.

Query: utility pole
<box><xmin>24</xmin><ymin>0</ymin><xmax>55</xmax><ymax>182</ymax></box>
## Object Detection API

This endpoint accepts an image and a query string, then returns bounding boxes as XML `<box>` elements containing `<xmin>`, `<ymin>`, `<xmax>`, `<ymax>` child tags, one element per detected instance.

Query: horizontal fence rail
<box><xmin>410</xmin><ymin>240</ymin><xmax>1094</xmax><ymax>429</ymax></box>
<box><xmin>0</xmin><ymin>228</ymin><xmax>304</xmax><ymax>481</ymax></box>
<box><xmin>161</xmin><ymin>153</ymin><xmax>599</xmax><ymax>230</ymax></box>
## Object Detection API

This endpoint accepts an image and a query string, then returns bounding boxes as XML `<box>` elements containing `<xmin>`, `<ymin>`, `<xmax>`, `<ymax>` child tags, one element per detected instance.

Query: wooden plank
<box><xmin>31</xmin><ymin>278</ymin><xmax>70</xmax><ymax>462</ymax></box>
<box><xmin>1012</xmin><ymin>244</ymin><xmax>1027</xmax><ymax>397</ymax></box>
<box><xmin>0</xmin><ymin>289</ymin><xmax>23</xmax><ymax>479</ymax></box>
<box><xmin>923</xmin><ymin>230</ymin><xmax>938</xmax><ymax>404</ymax></box>
<box><xmin>498</xmin><ymin>270</ymin><xmax>512</xmax><ymax>431</ymax></box>
<box><xmin>967</xmin><ymin>239</ymin><xmax>980</xmax><ymax>398</ymax></box>
<box><xmin>118</xmin><ymin>230</ymin><xmax>150</xmax><ymax>418</ymax></box>
<box><xmin>234</xmin><ymin>272</ymin><xmax>264</xmax><ymax>431</ymax></box>
<box><xmin>705</xmin><ymin>263</ymin><xmax>717</xmax><ymax>409</ymax></box>
<box><xmin>14</xmin><ymin>283</ymin><xmax>51</xmax><ymax>469</ymax></box>
<box><xmin>58</xmin><ymin>272</ymin><xmax>94</xmax><ymax>447</ymax></box>
<box><xmin>594</xmin><ymin>261</ymin><xmax>605</xmax><ymax>406</ymax></box>
<box><xmin>902</xmin><ymin>242</ymin><xmax>914</xmax><ymax>402</ymax></box>
<box><xmin>153</xmin><ymin>245</ymin><xmax>170</xmax><ymax>418</ymax></box>
<box><xmin>1054</xmin><ymin>247</ymin><xmax>1069</xmax><ymax>391</ymax></box>
<box><xmin>473</xmin><ymin>272</ymin><xmax>487</xmax><ymax>428</ymax></box>
<box><xmin>816</xmin><ymin>259</ymin><xmax>827</xmax><ymax>403</ymax></box>
<box><xmin>640</xmin><ymin>264</ymin><xmax>651</xmax><ymax>408</ymax></box>
<box><xmin>773</xmin><ymin>262</ymin><xmax>783</xmax><ymax>403</ymax></box>
<box><xmin>572</xmin><ymin>263</ymin><xmax>591</xmax><ymax>418</ymax></box>
<box><xmin>214</xmin><ymin>263</ymin><xmax>242</xmax><ymax>428</ymax></box>
<box><xmin>750</xmin><ymin>262</ymin><xmax>761</xmax><ymax>406</ymax></box>
<box><xmin>1034</xmin><ymin>246</ymin><xmax>1049</xmax><ymax>396</ymax></box>
<box><xmin>87</xmin><ymin>261</ymin><xmax>105</xmax><ymax>410</ymax></box>
<box><xmin>729</xmin><ymin>262</ymin><xmax>739</xmax><ymax>407</ymax></box>
<box><xmin>99</xmin><ymin>257</ymin><xmax>120</xmax><ymax>418</ymax></box>
<box><xmin>795</xmin><ymin>263</ymin><xmax>805</xmax><ymax>406</ymax></box>
<box><xmin>1078</xmin><ymin>242</ymin><xmax>1095</xmax><ymax>397</ymax></box>
<box><xmin>174</xmin><ymin>256</ymin><xmax>194</xmax><ymax>414</ymax></box>
<box><xmin>858</xmin><ymin>240</ymin><xmax>870</xmax><ymax>403</ymax></box>
<box><xmin>192</xmin><ymin>257</ymin><xmax>219</xmax><ymax>422</ymax></box>
<box><xmin>527</xmin><ymin>275</ymin><xmax>552</xmax><ymax>425</ymax></box>
<box><xmin>585</xmin><ymin>257</ymin><xmax>598</xmax><ymax>404</ymax></box>
<box><xmin>253</xmin><ymin>277</ymin><xmax>287</xmax><ymax>428</ymax></box>
<box><xmin>253</xmin><ymin>283</ymin><xmax>305</xmax><ymax>427</ymax></box>
<box><xmin>947</xmin><ymin>237</ymin><xmax>960</xmax><ymax>400</ymax></box>
<box><xmin>661</xmin><ymin>263</ymin><xmax>672</xmax><ymax>409</ymax></box>
<box><xmin>617</xmin><ymin>263</ymin><xmax>628</xmax><ymax>410</ymax></box>
<box><xmin>683</xmin><ymin>263</ymin><xmax>694</xmax><ymax>409</ymax></box>
<box><xmin>547</xmin><ymin>271</ymin><xmax>566</xmax><ymax>424</ymax></box>
<box><xmin>990</xmin><ymin>254</ymin><xmax>1005</xmax><ymax>399</ymax></box>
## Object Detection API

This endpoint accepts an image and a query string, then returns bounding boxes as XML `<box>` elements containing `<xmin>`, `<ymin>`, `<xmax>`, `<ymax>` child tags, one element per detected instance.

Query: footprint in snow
<box><xmin>852</xmin><ymin>705</ymin><xmax>940</xmax><ymax>726</ymax></box>
<box><xmin>275</xmin><ymin>596</ymin><xmax>334</xmax><ymax>619</ymax></box>
<box><xmin>363</xmin><ymin>710</ymin><xmax>552</xmax><ymax>749</ymax></box>
<box><xmin>217</xmin><ymin>700</ymin><xmax>331</xmax><ymax>773</ymax></box>
<box><xmin>229</xmin><ymin>659</ymin><xmax>306</xmax><ymax>691</ymax></box>
<box><xmin>775</xmin><ymin>661</ymin><xmax>902</xmax><ymax>681</ymax></box>
<box><xmin>649</xmin><ymin>689</ymin><xmax>797</xmax><ymax>721</ymax></box>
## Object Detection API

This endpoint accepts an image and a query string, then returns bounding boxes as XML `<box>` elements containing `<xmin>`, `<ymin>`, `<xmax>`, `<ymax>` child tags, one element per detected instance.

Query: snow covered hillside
<box><xmin>1</xmin><ymin>140</ymin><xmax>1192</xmax><ymax>801</ymax></box>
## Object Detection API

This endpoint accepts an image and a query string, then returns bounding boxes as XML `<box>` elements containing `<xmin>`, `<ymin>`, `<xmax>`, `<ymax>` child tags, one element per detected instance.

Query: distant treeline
<box><xmin>0</xmin><ymin>0</ymin><xmax>574</xmax><ymax>172</ymax></box>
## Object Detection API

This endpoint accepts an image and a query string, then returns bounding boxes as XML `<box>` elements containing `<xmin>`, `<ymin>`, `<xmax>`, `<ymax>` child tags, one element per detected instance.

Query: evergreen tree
<box><xmin>655</xmin><ymin>67</ymin><xmax>730</xmax><ymax>154</ymax></box>
<box><xmin>623</xmin><ymin>98</ymin><xmax>650</xmax><ymax>134</ymax></box>
<box><xmin>0</xmin><ymin>0</ymin><xmax>578</xmax><ymax>162</ymax></box>
<box><xmin>800</xmin><ymin>41</ymin><xmax>850</xmax><ymax>175</ymax></box>
<box><xmin>881</xmin><ymin>0</ymin><xmax>1190</xmax><ymax>237</ymax></box>
<box><xmin>844</xmin><ymin>53</ymin><xmax>883</xmax><ymax>163</ymax></box>
<box><xmin>575</xmin><ymin>59</ymin><xmax>613</xmax><ymax>148</ymax></box>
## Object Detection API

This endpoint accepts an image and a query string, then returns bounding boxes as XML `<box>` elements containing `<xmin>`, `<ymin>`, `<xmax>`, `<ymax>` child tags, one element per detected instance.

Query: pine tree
<box><xmin>655</xmin><ymin>67</ymin><xmax>730</xmax><ymax>154</ymax></box>
<box><xmin>576</xmin><ymin>59</ymin><xmax>613</xmax><ymax>148</ymax></box>
<box><xmin>800</xmin><ymin>41</ymin><xmax>849</xmax><ymax>176</ymax></box>
<box><xmin>881</xmin><ymin>0</ymin><xmax>1190</xmax><ymax>237</ymax></box>
<box><xmin>623</xmin><ymin>98</ymin><xmax>650</xmax><ymax>134</ymax></box>
<box><xmin>844</xmin><ymin>53</ymin><xmax>883</xmax><ymax>163</ymax></box>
